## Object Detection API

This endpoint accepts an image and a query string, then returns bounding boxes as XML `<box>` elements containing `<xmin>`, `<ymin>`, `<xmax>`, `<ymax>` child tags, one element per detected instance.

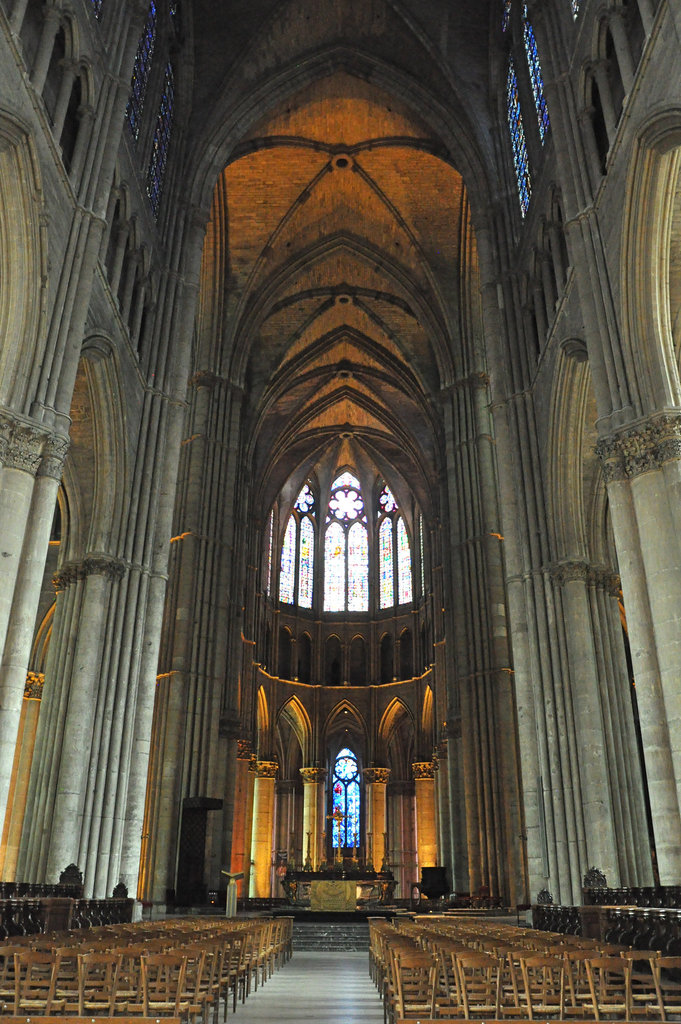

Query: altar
<box><xmin>281</xmin><ymin>870</ymin><xmax>396</xmax><ymax>910</ymax></box>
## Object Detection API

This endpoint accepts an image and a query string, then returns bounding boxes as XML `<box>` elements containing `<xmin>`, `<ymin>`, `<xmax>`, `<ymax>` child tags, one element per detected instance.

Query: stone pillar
<box><xmin>434</xmin><ymin>741</ymin><xmax>452</xmax><ymax>880</ymax></box>
<box><xmin>300</xmin><ymin>766</ymin><xmax>326</xmax><ymax>870</ymax></box>
<box><xmin>0</xmin><ymin>673</ymin><xmax>43</xmax><ymax>879</ymax></box>
<box><xmin>413</xmin><ymin>761</ymin><xmax>438</xmax><ymax>871</ymax></box>
<box><xmin>230</xmin><ymin>740</ymin><xmax>255</xmax><ymax>899</ymax></box>
<box><xmin>249</xmin><ymin>760</ymin><xmax>278</xmax><ymax>898</ymax></box>
<box><xmin>363</xmin><ymin>767</ymin><xmax>390</xmax><ymax>870</ymax></box>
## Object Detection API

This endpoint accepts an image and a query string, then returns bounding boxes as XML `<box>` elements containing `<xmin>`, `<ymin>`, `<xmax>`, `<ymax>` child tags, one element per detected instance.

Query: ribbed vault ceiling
<box><xmin>198</xmin><ymin>37</ymin><xmax>483</xmax><ymax>518</ymax></box>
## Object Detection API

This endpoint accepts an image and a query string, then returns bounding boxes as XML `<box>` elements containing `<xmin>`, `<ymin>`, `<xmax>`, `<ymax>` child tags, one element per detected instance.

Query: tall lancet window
<box><xmin>126</xmin><ymin>0</ymin><xmax>157</xmax><ymax>140</ymax></box>
<box><xmin>146</xmin><ymin>61</ymin><xmax>174</xmax><ymax>217</ymax></box>
<box><xmin>279</xmin><ymin>483</ymin><xmax>315</xmax><ymax>607</ymax></box>
<box><xmin>522</xmin><ymin>5</ymin><xmax>550</xmax><ymax>142</ymax></box>
<box><xmin>332</xmin><ymin>747</ymin><xmax>360</xmax><ymax>848</ymax></box>
<box><xmin>324</xmin><ymin>473</ymin><xmax>368</xmax><ymax>612</ymax></box>
<box><xmin>378</xmin><ymin>485</ymin><xmax>413</xmax><ymax>608</ymax></box>
<box><xmin>507</xmin><ymin>57</ymin><xmax>532</xmax><ymax>216</ymax></box>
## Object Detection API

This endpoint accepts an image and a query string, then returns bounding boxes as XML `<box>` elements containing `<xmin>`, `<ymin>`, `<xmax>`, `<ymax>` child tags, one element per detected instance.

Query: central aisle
<box><xmin>237</xmin><ymin>950</ymin><xmax>384</xmax><ymax>1023</ymax></box>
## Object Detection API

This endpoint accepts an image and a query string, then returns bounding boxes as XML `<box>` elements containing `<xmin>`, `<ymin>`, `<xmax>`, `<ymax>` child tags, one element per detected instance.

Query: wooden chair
<box><xmin>454</xmin><ymin>951</ymin><xmax>503</xmax><ymax>1019</ymax></box>
<box><xmin>12</xmin><ymin>951</ymin><xmax>64</xmax><ymax>1016</ymax></box>
<box><xmin>140</xmin><ymin>952</ymin><xmax>191</xmax><ymax>1021</ymax></box>
<box><xmin>620</xmin><ymin>949</ymin><xmax>661</xmax><ymax>1019</ymax></box>
<box><xmin>389</xmin><ymin>947</ymin><xmax>437</xmax><ymax>1023</ymax></box>
<box><xmin>650</xmin><ymin>956</ymin><xmax>681</xmax><ymax>1021</ymax></box>
<box><xmin>584</xmin><ymin>955</ymin><xmax>632</xmax><ymax>1020</ymax></box>
<box><xmin>518</xmin><ymin>953</ymin><xmax>565</xmax><ymax>1019</ymax></box>
<box><xmin>77</xmin><ymin>950</ymin><xmax>122</xmax><ymax>1016</ymax></box>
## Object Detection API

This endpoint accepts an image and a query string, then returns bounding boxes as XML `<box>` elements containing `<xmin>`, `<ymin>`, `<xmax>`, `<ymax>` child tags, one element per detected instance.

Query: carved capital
<box><xmin>4</xmin><ymin>424</ymin><xmax>44</xmax><ymax>475</ymax></box>
<box><xmin>300</xmin><ymin>766</ymin><xmax>327</xmax><ymax>785</ymax></box>
<box><xmin>596</xmin><ymin>412</ymin><xmax>681</xmax><ymax>480</ymax></box>
<box><xmin>412</xmin><ymin>761</ymin><xmax>436</xmax><ymax>780</ymax></box>
<box><xmin>550</xmin><ymin>560</ymin><xmax>589</xmax><ymax>586</ymax></box>
<box><xmin>82</xmin><ymin>555</ymin><xmax>127</xmax><ymax>581</ymax></box>
<box><xmin>24</xmin><ymin>671</ymin><xmax>44</xmax><ymax>699</ymax></box>
<box><xmin>255</xmin><ymin>760</ymin><xmax>279</xmax><ymax>779</ymax></box>
<box><xmin>189</xmin><ymin>370</ymin><xmax>224</xmax><ymax>391</ymax></box>
<box><xmin>53</xmin><ymin>562</ymin><xmax>82</xmax><ymax>591</ymax></box>
<box><xmin>236</xmin><ymin>737</ymin><xmax>253</xmax><ymax>759</ymax></box>
<box><xmin>38</xmin><ymin>433</ymin><xmax>70</xmax><ymax>479</ymax></box>
<box><xmin>363</xmin><ymin>767</ymin><xmax>391</xmax><ymax>785</ymax></box>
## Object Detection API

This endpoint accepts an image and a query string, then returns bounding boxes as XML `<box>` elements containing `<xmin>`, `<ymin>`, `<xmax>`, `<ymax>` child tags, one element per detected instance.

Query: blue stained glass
<box><xmin>299</xmin><ymin>516</ymin><xmax>314</xmax><ymax>609</ymax></box>
<box><xmin>146</xmin><ymin>62</ymin><xmax>174</xmax><ymax>217</ymax></box>
<box><xmin>279</xmin><ymin>516</ymin><xmax>296</xmax><ymax>604</ymax></box>
<box><xmin>126</xmin><ymin>1</ymin><xmax>157</xmax><ymax>140</ymax></box>
<box><xmin>324</xmin><ymin>521</ymin><xmax>345</xmax><ymax>611</ymax></box>
<box><xmin>265</xmin><ymin>509</ymin><xmax>274</xmax><ymax>596</ymax></box>
<box><xmin>379</xmin><ymin>517</ymin><xmax>393</xmax><ymax>609</ymax></box>
<box><xmin>378</xmin><ymin>485</ymin><xmax>398</xmax><ymax>515</ymax></box>
<box><xmin>507</xmin><ymin>57</ymin><xmax>532</xmax><ymax>217</ymax></box>
<box><xmin>295</xmin><ymin>483</ymin><xmax>315</xmax><ymax>514</ymax></box>
<box><xmin>419</xmin><ymin>513</ymin><xmax>425</xmax><ymax>595</ymax></box>
<box><xmin>91</xmin><ymin>0</ymin><xmax>103</xmax><ymax>17</ymax></box>
<box><xmin>332</xmin><ymin>748</ymin><xmax>360</xmax><ymax>848</ymax></box>
<box><xmin>571</xmin><ymin>0</ymin><xmax>580</xmax><ymax>16</ymax></box>
<box><xmin>348</xmin><ymin>521</ymin><xmax>368</xmax><ymax>612</ymax></box>
<box><xmin>397</xmin><ymin>516</ymin><xmax>413</xmax><ymax>605</ymax></box>
<box><xmin>502</xmin><ymin>0</ymin><xmax>512</xmax><ymax>31</ymax></box>
<box><xmin>523</xmin><ymin>5</ymin><xmax>550</xmax><ymax>143</ymax></box>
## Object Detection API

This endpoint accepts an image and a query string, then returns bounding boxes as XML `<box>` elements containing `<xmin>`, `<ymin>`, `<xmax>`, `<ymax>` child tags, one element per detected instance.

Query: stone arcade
<box><xmin>0</xmin><ymin>0</ymin><xmax>678</xmax><ymax>914</ymax></box>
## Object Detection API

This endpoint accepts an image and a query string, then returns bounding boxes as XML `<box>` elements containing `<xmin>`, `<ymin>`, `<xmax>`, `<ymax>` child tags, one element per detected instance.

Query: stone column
<box><xmin>413</xmin><ymin>761</ymin><xmax>438</xmax><ymax>871</ymax></box>
<box><xmin>249</xmin><ymin>760</ymin><xmax>278</xmax><ymax>898</ymax></box>
<box><xmin>434</xmin><ymin>741</ymin><xmax>452</xmax><ymax>879</ymax></box>
<box><xmin>230</xmin><ymin>740</ymin><xmax>255</xmax><ymax>899</ymax></box>
<box><xmin>363</xmin><ymin>767</ymin><xmax>390</xmax><ymax>870</ymax></box>
<box><xmin>0</xmin><ymin>673</ymin><xmax>43</xmax><ymax>879</ymax></box>
<box><xmin>300</xmin><ymin>766</ymin><xmax>326</xmax><ymax>870</ymax></box>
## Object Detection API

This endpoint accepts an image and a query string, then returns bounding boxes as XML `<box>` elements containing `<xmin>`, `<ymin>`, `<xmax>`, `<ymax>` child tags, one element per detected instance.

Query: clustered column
<box><xmin>363</xmin><ymin>767</ymin><xmax>390</xmax><ymax>870</ymax></box>
<box><xmin>249</xmin><ymin>760</ymin><xmax>278</xmax><ymax>897</ymax></box>
<box><xmin>413</xmin><ymin>761</ymin><xmax>438</xmax><ymax>871</ymax></box>
<box><xmin>299</xmin><ymin>767</ymin><xmax>326</xmax><ymax>870</ymax></box>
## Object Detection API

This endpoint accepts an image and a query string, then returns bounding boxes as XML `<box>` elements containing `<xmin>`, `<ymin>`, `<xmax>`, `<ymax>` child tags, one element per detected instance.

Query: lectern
<box><xmin>221</xmin><ymin>871</ymin><xmax>244</xmax><ymax>918</ymax></box>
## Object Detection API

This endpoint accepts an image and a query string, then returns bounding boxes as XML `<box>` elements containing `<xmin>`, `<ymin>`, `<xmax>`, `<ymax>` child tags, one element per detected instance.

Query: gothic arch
<box><xmin>378</xmin><ymin>697</ymin><xmax>414</xmax><ymax>761</ymax></box>
<box><xmin>621</xmin><ymin>109</ymin><xmax>681</xmax><ymax>412</ymax></box>
<box><xmin>324</xmin><ymin>699</ymin><xmax>367</xmax><ymax>754</ymax></box>
<box><xmin>277</xmin><ymin>695</ymin><xmax>311</xmax><ymax>765</ymax></box>
<box><xmin>0</xmin><ymin>112</ymin><xmax>46</xmax><ymax>412</ymax></box>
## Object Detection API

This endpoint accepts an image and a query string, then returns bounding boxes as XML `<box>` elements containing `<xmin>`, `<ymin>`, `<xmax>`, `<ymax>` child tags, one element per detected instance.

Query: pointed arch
<box><xmin>422</xmin><ymin>685</ymin><xmax>434</xmax><ymax>738</ymax></box>
<box><xmin>256</xmin><ymin>686</ymin><xmax>269</xmax><ymax>754</ymax></box>
<box><xmin>277</xmin><ymin>695</ymin><xmax>312</xmax><ymax>764</ymax></box>
<box><xmin>324</xmin><ymin>699</ymin><xmax>368</xmax><ymax>746</ymax></box>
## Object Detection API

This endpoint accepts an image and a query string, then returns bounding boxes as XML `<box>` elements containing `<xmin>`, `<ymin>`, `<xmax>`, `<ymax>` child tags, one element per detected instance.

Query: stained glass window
<box><xmin>523</xmin><ymin>5</ymin><xmax>550</xmax><ymax>143</ymax></box>
<box><xmin>279</xmin><ymin>516</ymin><xmax>296</xmax><ymax>604</ymax></box>
<box><xmin>146</xmin><ymin>61</ymin><xmax>174</xmax><ymax>218</ymax></box>
<box><xmin>295</xmin><ymin>484</ymin><xmax>315</xmax><ymax>514</ymax></box>
<box><xmin>397</xmin><ymin>517</ymin><xmax>413</xmax><ymax>605</ymax></box>
<box><xmin>332</xmin><ymin>747</ymin><xmax>360</xmax><ymax>848</ymax></box>
<box><xmin>265</xmin><ymin>509</ymin><xmax>274</xmax><ymax>596</ymax></box>
<box><xmin>126</xmin><ymin>1</ymin><xmax>157</xmax><ymax>140</ymax></box>
<box><xmin>507</xmin><ymin>57</ymin><xmax>532</xmax><ymax>217</ymax></box>
<box><xmin>348</xmin><ymin>522</ymin><xmax>368</xmax><ymax>612</ymax></box>
<box><xmin>502</xmin><ymin>0</ymin><xmax>512</xmax><ymax>31</ymax></box>
<box><xmin>91</xmin><ymin>0</ymin><xmax>103</xmax><ymax>17</ymax></box>
<box><xmin>379</xmin><ymin>485</ymin><xmax>398</xmax><ymax>515</ymax></box>
<box><xmin>379</xmin><ymin>516</ymin><xmax>394</xmax><ymax>610</ymax></box>
<box><xmin>571</xmin><ymin>0</ymin><xmax>580</xmax><ymax>16</ymax></box>
<box><xmin>299</xmin><ymin>516</ymin><xmax>314</xmax><ymax>609</ymax></box>
<box><xmin>324</xmin><ymin>473</ymin><xmax>368</xmax><ymax>612</ymax></box>
<box><xmin>419</xmin><ymin>513</ymin><xmax>425</xmax><ymax>595</ymax></box>
<box><xmin>324</xmin><ymin>521</ymin><xmax>345</xmax><ymax>611</ymax></box>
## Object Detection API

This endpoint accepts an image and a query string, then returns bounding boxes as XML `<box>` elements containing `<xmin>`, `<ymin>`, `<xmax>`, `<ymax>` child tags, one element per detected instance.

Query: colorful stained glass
<box><xmin>146</xmin><ymin>61</ymin><xmax>174</xmax><ymax>217</ymax></box>
<box><xmin>507</xmin><ymin>57</ymin><xmax>532</xmax><ymax>217</ymax></box>
<box><xmin>299</xmin><ymin>516</ymin><xmax>314</xmax><ymax>609</ymax></box>
<box><xmin>348</xmin><ymin>522</ymin><xmax>368</xmax><ymax>612</ymax></box>
<box><xmin>324</xmin><ymin>521</ymin><xmax>345</xmax><ymax>611</ymax></box>
<box><xmin>295</xmin><ymin>483</ymin><xmax>315</xmax><ymax>514</ymax></box>
<box><xmin>328</xmin><ymin>485</ymin><xmax>363</xmax><ymax>522</ymax></box>
<box><xmin>279</xmin><ymin>516</ymin><xmax>296</xmax><ymax>604</ymax></box>
<box><xmin>419</xmin><ymin>513</ymin><xmax>425</xmax><ymax>595</ymax></box>
<box><xmin>502</xmin><ymin>0</ymin><xmax>512</xmax><ymax>31</ymax></box>
<box><xmin>91</xmin><ymin>0</ymin><xmax>103</xmax><ymax>17</ymax></box>
<box><xmin>523</xmin><ymin>6</ymin><xmax>550</xmax><ymax>143</ymax></box>
<box><xmin>333</xmin><ymin>471</ymin><xmax>360</xmax><ymax>490</ymax></box>
<box><xmin>332</xmin><ymin>748</ymin><xmax>360</xmax><ymax>848</ymax></box>
<box><xmin>265</xmin><ymin>509</ymin><xmax>274</xmax><ymax>596</ymax></box>
<box><xmin>126</xmin><ymin>1</ymin><xmax>157</xmax><ymax>140</ymax></box>
<box><xmin>378</xmin><ymin>485</ymin><xmax>398</xmax><ymax>515</ymax></box>
<box><xmin>571</xmin><ymin>0</ymin><xmax>580</xmax><ymax>16</ymax></box>
<box><xmin>397</xmin><ymin>516</ymin><xmax>413</xmax><ymax>605</ymax></box>
<box><xmin>379</xmin><ymin>517</ymin><xmax>394</xmax><ymax>609</ymax></box>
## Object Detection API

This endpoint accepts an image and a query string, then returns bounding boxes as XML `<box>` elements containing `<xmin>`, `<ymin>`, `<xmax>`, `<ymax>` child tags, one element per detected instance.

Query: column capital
<box><xmin>300</xmin><ymin>766</ymin><xmax>327</xmax><ymax>784</ymax></box>
<box><xmin>363</xmin><ymin>767</ymin><xmax>391</xmax><ymax>785</ymax></box>
<box><xmin>53</xmin><ymin>555</ymin><xmax>126</xmax><ymax>590</ymax></box>
<box><xmin>37</xmin><ymin>432</ymin><xmax>70</xmax><ymax>479</ymax></box>
<box><xmin>236</xmin><ymin>737</ymin><xmax>253</xmax><ymax>759</ymax></box>
<box><xmin>255</xmin><ymin>760</ymin><xmax>279</xmax><ymax>779</ymax></box>
<box><xmin>596</xmin><ymin>412</ymin><xmax>681</xmax><ymax>481</ymax></box>
<box><xmin>25</xmin><ymin>671</ymin><xmax>44</xmax><ymax>699</ymax></box>
<box><xmin>412</xmin><ymin>761</ymin><xmax>436</xmax><ymax>781</ymax></box>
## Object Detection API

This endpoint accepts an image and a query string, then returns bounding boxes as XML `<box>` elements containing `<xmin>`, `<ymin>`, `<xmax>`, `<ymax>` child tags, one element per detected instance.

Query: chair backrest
<box><xmin>14</xmin><ymin>950</ymin><xmax>62</xmax><ymax>1015</ymax></box>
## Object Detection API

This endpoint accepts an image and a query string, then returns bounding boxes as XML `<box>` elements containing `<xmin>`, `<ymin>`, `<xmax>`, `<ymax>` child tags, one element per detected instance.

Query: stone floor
<box><xmin>234</xmin><ymin>950</ymin><xmax>384</xmax><ymax>1023</ymax></box>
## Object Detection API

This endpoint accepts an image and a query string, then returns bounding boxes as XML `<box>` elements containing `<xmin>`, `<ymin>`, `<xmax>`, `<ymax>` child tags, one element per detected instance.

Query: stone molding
<box><xmin>24</xmin><ymin>671</ymin><xmax>44</xmax><ymax>699</ymax></box>
<box><xmin>3</xmin><ymin>423</ymin><xmax>44</xmax><ymax>475</ymax></box>
<box><xmin>255</xmin><ymin>760</ymin><xmax>279</xmax><ymax>779</ymax></box>
<box><xmin>596</xmin><ymin>413</ymin><xmax>681</xmax><ymax>481</ymax></box>
<box><xmin>412</xmin><ymin>761</ymin><xmax>436</xmax><ymax>780</ymax></box>
<box><xmin>299</xmin><ymin>766</ymin><xmax>327</xmax><ymax>784</ymax></box>
<box><xmin>445</xmin><ymin>371</ymin><xmax>490</xmax><ymax>394</ymax></box>
<box><xmin>550</xmin><ymin>560</ymin><xmax>621</xmax><ymax>594</ymax></box>
<box><xmin>363</xmin><ymin>767</ymin><xmax>391</xmax><ymax>785</ymax></box>
<box><xmin>38</xmin><ymin>433</ymin><xmax>70</xmax><ymax>479</ymax></box>
<box><xmin>53</xmin><ymin>555</ymin><xmax>127</xmax><ymax>591</ymax></box>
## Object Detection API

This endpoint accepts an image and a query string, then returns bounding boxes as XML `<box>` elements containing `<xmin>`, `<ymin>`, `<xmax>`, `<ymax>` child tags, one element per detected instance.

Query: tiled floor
<box><xmin>234</xmin><ymin>950</ymin><xmax>385</xmax><ymax>1023</ymax></box>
